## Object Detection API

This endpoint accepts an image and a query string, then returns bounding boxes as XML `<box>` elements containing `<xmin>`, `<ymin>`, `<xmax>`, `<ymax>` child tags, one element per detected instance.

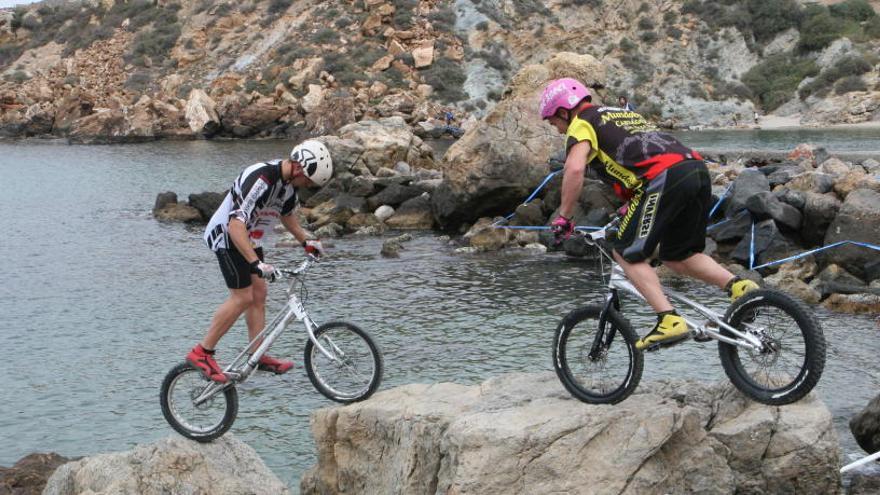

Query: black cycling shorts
<box><xmin>215</xmin><ymin>246</ymin><xmax>264</xmax><ymax>289</ymax></box>
<box><xmin>613</xmin><ymin>160</ymin><xmax>711</xmax><ymax>263</ymax></box>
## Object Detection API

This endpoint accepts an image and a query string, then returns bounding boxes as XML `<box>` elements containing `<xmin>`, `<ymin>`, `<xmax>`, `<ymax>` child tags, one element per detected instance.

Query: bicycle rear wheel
<box><xmin>719</xmin><ymin>289</ymin><xmax>826</xmax><ymax>405</ymax></box>
<box><xmin>304</xmin><ymin>321</ymin><xmax>383</xmax><ymax>403</ymax></box>
<box><xmin>160</xmin><ymin>363</ymin><xmax>238</xmax><ymax>442</ymax></box>
<box><xmin>553</xmin><ymin>305</ymin><xmax>643</xmax><ymax>404</ymax></box>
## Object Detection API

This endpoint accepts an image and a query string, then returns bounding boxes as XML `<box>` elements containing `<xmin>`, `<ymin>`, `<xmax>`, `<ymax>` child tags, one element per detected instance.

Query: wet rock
<box><xmin>767</xmin><ymin>166</ymin><xmax>803</xmax><ymax>187</ymax></box>
<box><xmin>367</xmin><ymin>183</ymin><xmax>423</xmax><ymax>210</ymax></box>
<box><xmin>522</xmin><ymin>242</ymin><xmax>548</xmax><ymax>253</ymax></box>
<box><xmin>834</xmin><ymin>170</ymin><xmax>880</xmax><ymax>200</ymax></box>
<box><xmin>464</xmin><ymin>217</ymin><xmax>512</xmax><ymax>251</ymax></box>
<box><xmin>513</xmin><ymin>229</ymin><xmax>540</xmax><ymax>246</ymax></box>
<box><xmin>513</xmin><ymin>200</ymin><xmax>545</xmax><ymax>226</ymax></box>
<box><xmin>726</xmin><ymin>169</ymin><xmax>770</xmax><ymax>216</ymax></box>
<box><xmin>380</xmin><ymin>238</ymin><xmax>403</xmax><ymax>258</ymax></box>
<box><xmin>0</xmin><ymin>453</ymin><xmax>71</xmax><ymax>495</ymax></box>
<box><xmin>346</xmin><ymin>212</ymin><xmax>383</xmax><ymax>231</ymax></box>
<box><xmin>821</xmin><ymin>293</ymin><xmax>880</xmax><ymax>314</ymax></box>
<box><xmin>154</xmin><ymin>203</ymin><xmax>202</xmax><ymax>222</ymax></box>
<box><xmin>375</xmin><ymin>166</ymin><xmax>398</xmax><ymax>178</ymax></box>
<box><xmin>817</xmin><ymin>157</ymin><xmax>851</xmax><ymax>177</ymax></box>
<box><xmin>812</xmin><ymin>264</ymin><xmax>866</xmax><ymax>297</ymax></box>
<box><xmin>385</xmin><ymin>194</ymin><xmax>435</xmax><ymax>230</ymax></box>
<box><xmin>347</xmin><ymin>176</ymin><xmax>377</xmax><ymax>197</ymax></box>
<box><xmin>745</xmin><ymin>191</ymin><xmax>802</xmax><ymax>231</ymax></box>
<box><xmin>802</xmin><ymin>192</ymin><xmax>841</xmax><ymax>246</ymax></box>
<box><xmin>301</xmin><ymin>374</ymin><xmax>839</xmax><ymax>495</ymax></box>
<box><xmin>184</xmin><ymin>89</ymin><xmax>220</xmax><ymax>136</ymax></box>
<box><xmin>374</xmin><ymin>205</ymin><xmax>395</xmax><ymax>222</ymax></box>
<box><xmin>412</xmin><ymin>178</ymin><xmax>443</xmax><ymax>193</ymax></box>
<box><xmin>334</xmin><ymin>117</ymin><xmax>435</xmax><ymax>174</ymax></box>
<box><xmin>432</xmin><ymin>52</ymin><xmax>605</xmax><ymax>229</ymax></box>
<box><xmin>68</xmin><ymin>108</ymin><xmax>127</xmax><ymax>144</ymax></box>
<box><xmin>562</xmin><ymin>235</ymin><xmax>592</xmax><ymax>257</ymax></box>
<box><xmin>851</xmin><ymin>394</ymin><xmax>880</xmax><ymax>455</ymax></box>
<box><xmin>187</xmin><ymin>191</ymin><xmax>224</xmax><ymax>221</ymax></box>
<box><xmin>764</xmin><ymin>270</ymin><xmax>821</xmax><ymax>304</ymax></box>
<box><xmin>848</xmin><ymin>471</ymin><xmax>880</xmax><ymax>495</ymax></box>
<box><xmin>45</xmin><ymin>435</ymin><xmax>288</xmax><ymax>495</ymax></box>
<box><xmin>393</xmin><ymin>161</ymin><xmax>411</xmax><ymax>175</ymax></box>
<box><xmin>153</xmin><ymin>191</ymin><xmax>178</xmax><ymax>214</ymax></box>
<box><xmin>862</xmin><ymin>159</ymin><xmax>880</xmax><ymax>175</ymax></box>
<box><xmin>823</xmin><ymin>189</ymin><xmax>880</xmax><ymax>279</ymax></box>
<box><xmin>315</xmin><ymin>222</ymin><xmax>343</xmax><ymax>238</ymax></box>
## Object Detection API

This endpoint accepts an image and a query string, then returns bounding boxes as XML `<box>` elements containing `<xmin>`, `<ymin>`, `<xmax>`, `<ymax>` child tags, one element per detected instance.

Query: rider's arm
<box><xmin>228</xmin><ymin>218</ymin><xmax>260</xmax><ymax>264</ymax></box>
<box><xmin>559</xmin><ymin>140</ymin><xmax>591</xmax><ymax>219</ymax></box>
<box><xmin>280</xmin><ymin>213</ymin><xmax>308</xmax><ymax>245</ymax></box>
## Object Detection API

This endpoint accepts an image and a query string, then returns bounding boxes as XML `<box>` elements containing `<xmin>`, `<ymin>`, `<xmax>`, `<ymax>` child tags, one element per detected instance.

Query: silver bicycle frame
<box><xmin>193</xmin><ymin>257</ymin><xmax>340</xmax><ymax>405</ymax></box>
<box><xmin>588</xmin><ymin>228</ymin><xmax>764</xmax><ymax>351</ymax></box>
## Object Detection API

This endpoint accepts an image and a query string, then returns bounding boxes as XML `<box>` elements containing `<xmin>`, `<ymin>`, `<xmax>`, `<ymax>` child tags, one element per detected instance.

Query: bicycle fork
<box><xmin>589</xmin><ymin>290</ymin><xmax>622</xmax><ymax>360</ymax></box>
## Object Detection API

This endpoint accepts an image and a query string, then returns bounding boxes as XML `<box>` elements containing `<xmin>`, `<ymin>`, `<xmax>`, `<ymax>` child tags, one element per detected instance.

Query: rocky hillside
<box><xmin>0</xmin><ymin>0</ymin><xmax>878</xmax><ymax>141</ymax></box>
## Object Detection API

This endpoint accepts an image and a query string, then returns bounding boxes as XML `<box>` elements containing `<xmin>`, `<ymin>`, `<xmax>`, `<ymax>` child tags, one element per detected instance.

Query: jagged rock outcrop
<box><xmin>432</xmin><ymin>52</ymin><xmax>605</xmax><ymax>230</ymax></box>
<box><xmin>44</xmin><ymin>435</ymin><xmax>289</xmax><ymax>495</ymax></box>
<box><xmin>0</xmin><ymin>453</ymin><xmax>71</xmax><ymax>495</ymax></box>
<box><xmin>823</xmin><ymin>188</ymin><xmax>880</xmax><ymax>280</ymax></box>
<box><xmin>301</xmin><ymin>372</ymin><xmax>840</xmax><ymax>495</ymax></box>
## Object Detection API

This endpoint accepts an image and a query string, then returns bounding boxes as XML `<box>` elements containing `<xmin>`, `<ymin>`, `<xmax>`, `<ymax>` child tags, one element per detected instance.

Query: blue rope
<box><xmin>707</xmin><ymin>209</ymin><xmax>747</xmax><ymax>231</ymax></box>
<box><xmin>493</xmin><ymin>170</ymin><xmax>560</xmax><ymax>227</ymax></box>
<box><xmin>708</xmin><ymin>183</ymin><xmax>732</xmax><ymax>220</ymax></box>
<box><xmin>751</xmin><ymin>240</ymin><xmax>880</xmax><ymax>271</ymax></box>
<box><xmin>749</xmin><ymin>219</ymin><xmax>756</xmax><ymax>270</ymax></box>
<box><xmin>494</xmin><ymin>225</ymin><xmax>603</xmax><ymax>231</ymax></box>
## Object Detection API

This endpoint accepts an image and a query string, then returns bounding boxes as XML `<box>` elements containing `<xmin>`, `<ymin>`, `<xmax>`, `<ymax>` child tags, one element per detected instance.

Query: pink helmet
<box><xmin>539</xmin><ymin>78</ymin><xmax>591</xmax><ymax>120</ymax></box>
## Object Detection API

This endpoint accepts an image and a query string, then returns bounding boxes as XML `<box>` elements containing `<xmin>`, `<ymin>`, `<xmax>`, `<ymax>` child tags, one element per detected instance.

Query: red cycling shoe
<box><xmin>257</xmin><ymin>355</ymin><xmax>294</xmax><ymax>374</ymax></box>
<box><xmin>186</xmin><ymin>344</ymin><xmax>228</xmax><ymax>383</ymax></box>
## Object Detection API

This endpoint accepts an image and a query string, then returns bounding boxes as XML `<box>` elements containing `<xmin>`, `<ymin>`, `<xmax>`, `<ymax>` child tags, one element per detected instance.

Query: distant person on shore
<box><xmin>187</xmin><ymin>140</ymin><xmax>333</xmax><ymax>383</ymax></box>
<box><xmin>618</xmin><ymin>95</ymin><xmax>635</xmax><ymax>111</ymax></box>
<box><xmin>754</xmin><ymin>111</ymin><xmax>759</xmax><ymax>125</ymax></box>
<box><xmin>539</xmin><ymin>78</ymin><xmax>758</xmax><ymax>350</ymax></box>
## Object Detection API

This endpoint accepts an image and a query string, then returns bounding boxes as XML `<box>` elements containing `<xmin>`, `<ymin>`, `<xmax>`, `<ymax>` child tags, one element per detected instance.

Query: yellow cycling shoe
<box><xmin>728</xmin><ymin>277</ymin><xmax>760</xmax><ymax>302</ymax></box>
<box><xmin>635</xmin><ymin>312</ymin><xmax>689</xmax><ymax>351</ymax></box>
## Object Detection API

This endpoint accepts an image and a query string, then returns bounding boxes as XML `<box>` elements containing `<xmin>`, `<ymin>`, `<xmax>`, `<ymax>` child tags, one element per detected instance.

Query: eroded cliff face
<box><xmin>0</xmin><ymin>0</ymin><xmax>878</xmax><ymax>141</ymax></box>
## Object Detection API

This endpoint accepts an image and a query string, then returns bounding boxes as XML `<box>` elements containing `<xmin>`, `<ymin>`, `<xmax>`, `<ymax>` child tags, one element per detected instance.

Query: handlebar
<box><xmin>275</xmin><ymin>254</ymin><xmax>320</xmax><ymax>280</ymax></box>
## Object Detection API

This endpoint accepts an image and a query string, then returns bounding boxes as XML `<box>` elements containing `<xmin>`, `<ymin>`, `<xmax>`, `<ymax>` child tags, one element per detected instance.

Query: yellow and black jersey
<box><xmin>565</xmin><ymin>105</ymin><xmax>701</xmax><ymax>198</ymax></box>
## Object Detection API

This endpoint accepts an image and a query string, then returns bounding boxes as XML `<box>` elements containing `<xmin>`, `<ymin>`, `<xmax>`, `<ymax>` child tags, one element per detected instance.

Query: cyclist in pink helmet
<box><xmin>540</xmin><ymin>78</ymin><xmax>758</xmax><ymax>351</ymax></box>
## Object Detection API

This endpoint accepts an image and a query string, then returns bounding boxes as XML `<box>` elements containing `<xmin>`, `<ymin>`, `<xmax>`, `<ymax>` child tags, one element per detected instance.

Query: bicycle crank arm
<box><xmin>684</xmin><ymin>317</ymin><xmax>763</xmax><ymax>351</ymax></box>
<box><xmin>193</xmin><ymin>382</ymin><xmax>231</xmax><ymax>406</ymax></box>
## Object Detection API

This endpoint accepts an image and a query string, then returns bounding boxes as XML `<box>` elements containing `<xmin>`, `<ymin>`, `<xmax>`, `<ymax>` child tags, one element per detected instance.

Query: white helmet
<box><xmin>290</xmin><ymin>140</ymin><xmax>333</xmax><ymax>187</ymax></box>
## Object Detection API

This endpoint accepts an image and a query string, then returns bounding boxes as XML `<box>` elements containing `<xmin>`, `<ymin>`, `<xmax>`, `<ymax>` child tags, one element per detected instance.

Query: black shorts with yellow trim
<box><xmin>612</xmin><ymin>160</ymin><xmax>711</xmax><ymax>263</ymax></box>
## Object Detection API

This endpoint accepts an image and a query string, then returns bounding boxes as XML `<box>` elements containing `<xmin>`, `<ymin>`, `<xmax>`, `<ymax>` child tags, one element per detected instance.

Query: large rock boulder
<box><xmin>432</xmin><ymin>52</ymin><xmax>605</xmax><ymax>230</ymax></box>
<box><xmin>44</xmin><ymin>435</ymin><xmax>289</xmax><ymax>495</ymax></box>
<box><xmin>802</xmin><ymin>192</ymin><xmax>842</xmax><ymax>246</ymax></box>
<box><xmin>187</xmin><ymin>191</ymin><xmax>225</xmax><ymax>221</ymax></box>
<box><xmin>384</xmin><ymin>193</ymin><xmax>435</xmax><ymax>230</ymax></box>
<box><xmin>726</xmin><ymin>169</ymin><xmax>770</xmax><ymax>216</ymax></box>
<box><xmin>823</xmin><ymin>188</ymin><xmax>880</xmax><ymax>280</ymax></box>
<box><xmin>330</xmin><ymin>117</ymin><xmax>435</xmax><ymax>175</ymax></box>
<box><xmin>0</xmin><ymin>453</ymin><xmax>71</xmax><ymax>495</ymax></box>
<box><xmin>851</xmin><ymin>394</ymin><xmax>880</xmax><ymax>455</ymax></box>
<box><xmin>301</xmin><ymin>373</ymin><xmax>839</xmax><ymax>494</ymax></box>
<box><xmin>184</xmin><ymin>89</ymin><xmax>220</xmax><ymax>136</ymax></box>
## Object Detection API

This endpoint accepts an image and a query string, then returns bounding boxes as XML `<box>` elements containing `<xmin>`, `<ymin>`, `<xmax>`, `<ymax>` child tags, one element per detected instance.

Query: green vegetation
<box><xmin>311</xmin><ymin>28</ymin><xmax>338</xmax><ymax>44</ymax></box>
<box><xmin>8</xmin><ymin>70</ymin><xmax>30</xmax><ymax>83</ymax></box>
<box><xmin>276</xmin><ymin>41</ymin><xmax>315</xmax><ymax>65</ymax></box>
<box><xmin>124</xmin><ymin>71</ymin><xmax>152</xmax><ymax>92</ymax></box>
<box><xmin>637</xmin><ymin>17</ymin><xmax>654</xmax><ymax>30</ymax></box>
<box><xmin>267</xmin><ymin>0</ymin><xmax>293</xmax><ymax>15</ymax></box>
<box><xmin>742</xmin><ymin>53</ymin><xmax>818</xmax><ymax>111</ymax></box>
<box><xmin>392</xmin><ymin>0</ymin><xmax>418</xmax><ymax>29</ymax></box>
<box><xmin>128</xmin><ymin>4</ymin><xmax>183</xmax><ymax>66</ymax></box>
<box><xmin>829</xmin><ymin>0</ymin><xmax>876</xmax><ymax>21</ymax></box>
<box><xmin>799</xmin><ymin>54</ymin><xmax>873</xmax><ymax>98</ymax></box>
<box><xmin>419</xmin><ymin>57</ymin><xmax>467</xmax><ymax>103</ymax></box>
<box><xmin>835</xmin><ymin>75</ymin><xmax>867</xmax><ymax>94</ymax></box>
<box><xmin>619</xmin><ymin>37</ymin><xmax>636</xmax><ymax>52</ymax></box>
<box><xmin>428</xmin><ymin>7</ymin><xmax>456</xmax><ymax>31</ymax></box>
<box><xmin>797</xmin><ymin>7</ymin><xmax>845</xmax><ymax>52</ymax></box>
<box><xmin>640</xmin><ymin>30</ymin><xmax>658</xmax><ymax>43</ymax></box>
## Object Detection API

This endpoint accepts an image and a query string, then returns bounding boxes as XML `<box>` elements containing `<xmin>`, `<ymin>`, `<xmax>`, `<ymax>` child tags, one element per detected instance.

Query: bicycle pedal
<box><xmin>692</xmin><ymin>332</ymin><xmax>712</xmax><ymax>343</ymax></box>
<box><xmin>646</xmin><ymin>335</ymin><xmax>691</xmax><ymax>352</ymax></box>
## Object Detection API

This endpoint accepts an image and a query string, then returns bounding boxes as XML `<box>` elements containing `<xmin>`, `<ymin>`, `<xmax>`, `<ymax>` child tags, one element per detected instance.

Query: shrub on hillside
<box><xmin>124</xmin><ymin>71</ymin><xmax>152</xmax><ymax>92</ymax></box>
<box><xmin>619</xmin><ymin>37</ymin><xmax>636</xmax><ymax>52</ymax></box>
<box><xmin>835</xmin><ymin>75</ymin><xmax>867</xmax><ymax>94</ymax></box>
<box><xmin>393</xmin><ymin>0</ymin><xmax>418</xmax><ymax>28</ymax></box>
<box><xmin>8</xmin><ymin>70</ymin><xmax>30</xmax><ymax>83</ymax></box>
<box><xmin>742</xmin><ymin>52</ymin><xmax>818</xmax><ymax>111</ymax></box>
<box><xmin>420</xmin><ymin>57</ymin><xmax>467</xmax><ymax>103</ymax></box>
<box><xmin>798</xmin><ymin>7</ymin><xmax>845</xmax><ymax>52</ymax></box>
<box><xmin>829</xmin><ymin>0</ymin><xmax>876</xmax><ymax>22</ymax></box>
<box><xmin>428</xmin><ymin>7</ymin><xmax>456</xmax><ymax>31</ymax></box>
<box><xmin>637</xmin><ymin>17</ymin><xmax>654</xmax><ymax>30</ymax></box>
<box><xmin>640</xmin><ymin>30</ymin><xmax>658</xmax><ymax>43</ymax></box>
<box><xmin>799</xmin><ymin>54</ymin><xmax>873</xmax><ymax>98</ymax></box>
<box><xmin>267</xmin><ymin>0</ymin><xmax>293</xmax><ymax>15</ymax></box>
<box><xmin>129</xmin><ymin>20</ymin><xmax>182</xmax><ymax>66</ymax></box>
<box><xmin>666</xmin><ymin>26</ymin><xmax>683</xmax><ymax>39</ymax></box>
<box><xmin>311</xmin><ymin>28</ymin><xmax>338</xmax><ymax>44</ymax></box>
<box><xmin>866</xmin><ymin>16</ymin><xmax>880</xmax><ymax>38</ymax></box>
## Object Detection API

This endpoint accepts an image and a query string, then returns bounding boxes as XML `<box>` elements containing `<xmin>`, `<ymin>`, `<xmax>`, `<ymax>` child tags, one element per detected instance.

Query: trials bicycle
<box><xmin>552</xmin><ymin>220</ymin><xmax>826</xmax><ymax>406</ymax></box>
<box><xmin>160</xmin><ymin>255</ymin><xmax>383</xmax><ymax>442</ymax></box>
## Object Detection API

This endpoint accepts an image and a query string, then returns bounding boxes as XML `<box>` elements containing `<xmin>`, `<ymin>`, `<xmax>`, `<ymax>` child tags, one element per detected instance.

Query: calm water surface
<box><xmin>1</xmin><ymin>138</ymin><xmax>877</xmax><ymax>489</ymax></box>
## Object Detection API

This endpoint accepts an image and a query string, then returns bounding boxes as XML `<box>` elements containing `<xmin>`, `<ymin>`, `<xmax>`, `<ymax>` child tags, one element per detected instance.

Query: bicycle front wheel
<box><xmin>553</xmin><ymin>305</ymin><xmax>643</xmax><ymax>404</ymax></box>
<box><xmin>304</xmin><ymin>321</ymin><xmax>383</xmax><ymax>403</ymax></box>
<box><xmin>719</xmin><ymin>289</ymin><xmax>826</xmax><ymax>405</ymax></box>
<box><xmin>160</xmin><ymin>363</ymin><xmax>238</xmax><ymax>442</ymax></box>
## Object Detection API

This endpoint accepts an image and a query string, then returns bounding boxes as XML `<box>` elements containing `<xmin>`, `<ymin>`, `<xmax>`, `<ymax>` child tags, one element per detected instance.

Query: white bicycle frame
<box><xmin>193</xmin><ymin>256</ymin><xmax>338</xmax><ymax>405</ymax></box>
<box><xmin>585</xmin><ymin>227</ymin><xmax>764</xmax><ymax>352</ymax></box>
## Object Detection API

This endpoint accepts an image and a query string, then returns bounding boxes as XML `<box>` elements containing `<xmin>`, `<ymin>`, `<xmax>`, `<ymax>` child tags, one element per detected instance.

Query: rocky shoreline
<box><xmin>5</xmin><ymin>374</ymin><xmax>880</xmax><ymax>494</ymax></box>
<box><xmin>154</xmin><ymin>54</ymin><xmax>880</xmax><ymax>316</ymax></box>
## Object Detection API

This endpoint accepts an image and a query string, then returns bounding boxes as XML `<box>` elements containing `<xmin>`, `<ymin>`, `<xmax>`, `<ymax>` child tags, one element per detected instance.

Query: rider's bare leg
<box><xmin>663</xmin><ymin>253</ymin><xmax>735</xmax><ymax>290</ymax></box>
<box><xmin>245</xmin><ymin>275</ymin><xmax>268</xmax><ymax>348</ymax></box>
<box><xmin>613</xmin><ymin>250</ymin><xmax>674</xmax><ymax>313</ymax></box>
<box><xmin>202</xmin><ymin>286</ymin><xmax>255</xmax><ymax>349</ymax></box>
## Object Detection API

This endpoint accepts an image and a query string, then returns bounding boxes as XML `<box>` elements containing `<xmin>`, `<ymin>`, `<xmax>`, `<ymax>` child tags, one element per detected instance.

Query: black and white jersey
<box><xmin>204</xmin><ymin>160</ymin><xmax>298</xmax><ymax>252</ymax></box>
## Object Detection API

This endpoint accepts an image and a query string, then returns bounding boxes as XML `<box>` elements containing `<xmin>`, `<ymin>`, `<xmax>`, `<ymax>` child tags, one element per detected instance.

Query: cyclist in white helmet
<box><xmin>188</xmin><ymin>140</ymin><xmax>333</xmax><ymax>383</ymax></box>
